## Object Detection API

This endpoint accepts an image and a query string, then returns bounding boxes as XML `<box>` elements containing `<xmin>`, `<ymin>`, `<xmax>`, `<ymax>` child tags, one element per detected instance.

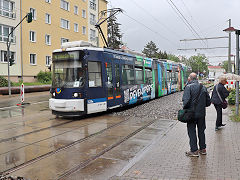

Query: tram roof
<box><xmin>53</xmin><ymin>46</ymin><xmax>136</xmax><ymax>58</ymax></box>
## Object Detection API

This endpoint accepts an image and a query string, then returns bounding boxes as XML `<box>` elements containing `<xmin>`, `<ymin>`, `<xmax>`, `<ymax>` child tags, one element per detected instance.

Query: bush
<box><xmin>0</xmin><ymin>76</ymin><xmax>13</xmax><ymax>87</ymax></box>
<box><xmin>37</xmin><ymin>71</ymin><xmax>52</xmax><ymax>83</ymax></box>
<box><xmin>228</xmin><ymin>89</ymin><xmax>240</xmax><ymax>105</ymax></box>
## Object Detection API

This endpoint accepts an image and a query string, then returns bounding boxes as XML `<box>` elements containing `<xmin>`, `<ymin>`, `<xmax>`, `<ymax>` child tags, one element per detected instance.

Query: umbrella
<box><xmin>218</xmin><ymin>73</ymin><xmax>240</xmax><ymax>81</ymax></box>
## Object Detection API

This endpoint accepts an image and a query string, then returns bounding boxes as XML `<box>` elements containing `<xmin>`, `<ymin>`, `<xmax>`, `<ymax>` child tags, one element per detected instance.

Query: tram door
<box><xmin>105</xmin><ymin>61</ymin><xmax>121</xmax><ymax>108</ymax></box>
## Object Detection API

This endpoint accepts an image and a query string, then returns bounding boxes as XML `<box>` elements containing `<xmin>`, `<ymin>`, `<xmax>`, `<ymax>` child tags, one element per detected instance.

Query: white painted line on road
<box><xmin>0</xmin><ymin>100</ymin><xmax>49</xmax><ymax>110</ymax></box>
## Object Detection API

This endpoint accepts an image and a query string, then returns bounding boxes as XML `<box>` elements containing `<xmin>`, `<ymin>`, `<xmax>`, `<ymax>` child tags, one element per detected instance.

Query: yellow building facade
<box><xmin>0</xmin><ymin>0</ymin><xmax>107</xmax><ymax>82</ymax></box>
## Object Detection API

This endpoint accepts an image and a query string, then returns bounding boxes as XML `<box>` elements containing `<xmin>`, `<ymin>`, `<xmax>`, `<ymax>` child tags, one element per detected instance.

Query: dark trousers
<box><xmin>214</xmin><ymin>104</ymin><xmax>222</xmax><ymax>127</ymax></box>
<box><xmin>187</xmin><ymin>117</ymin><xmax>206</xmax><ymax>152</ymax></box>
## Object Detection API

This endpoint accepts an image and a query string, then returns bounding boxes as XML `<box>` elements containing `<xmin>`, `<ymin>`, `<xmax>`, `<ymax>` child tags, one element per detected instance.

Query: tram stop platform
<box><xmin>112</xmin><ymin>103</ymin><xmax>240</xmax><ymax>179</ymax></box>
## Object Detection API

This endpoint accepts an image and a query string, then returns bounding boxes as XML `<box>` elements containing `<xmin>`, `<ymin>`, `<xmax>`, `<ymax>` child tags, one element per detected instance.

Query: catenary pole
<box><xmin>235</xmin><ymin>30</ymin><xmax>240</xmax><ymax>115</ymax></box>
<box><xmin>228</xmin><ymin>19</ymin><xmax>232</xmax><ymax>73</ymax></box>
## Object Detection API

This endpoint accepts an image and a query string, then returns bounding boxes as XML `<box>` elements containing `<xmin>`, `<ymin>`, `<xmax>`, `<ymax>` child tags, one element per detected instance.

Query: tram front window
<box><xmin>52</xmin><ymin>60</ymin><xmax>85</xmax><ymax>88</ymax></box>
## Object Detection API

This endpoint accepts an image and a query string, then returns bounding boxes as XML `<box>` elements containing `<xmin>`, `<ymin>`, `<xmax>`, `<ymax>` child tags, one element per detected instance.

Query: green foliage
<box><xmin>0</xmin><ymin>76</ymin><xmax>13</xmax><ymax>87</ymax></box>
<box><xmin>107</xmin><ymin>14</ymin><xmax>123</xmax><ymax>49</ymax></box>
<box><xmin>228</xmin><ymin>89</ymin><xmax>240</xmax><ymax>105</ymax></box>
<box><xmin>157</xmin><ymin>50</ymin><xmax>168</xmax><ymax>59</ymax></box>
<box><xmin>230</xmin><ymin>107</ymin><xmax>240</xmax><ymax>122</ymax></box>
<box><xmin>37</xmin><ymin>71</ymin><xmax>52</xmax><ymax>83</ymax></box>
<box><xmin>185</xmin><ymin>54</ymin><xmax>209</xmax><ymax>76</ymax></box>
<box><xmin>221</xmin><ymin>61</ymin><xmax>228</xmax><ymax>72</ymax></box>
<box><xmin>167</xmin><ymin>54</ymin><xmax>180</xmax><ymax>62</ymax></box>
<box><xmin>142</xmin><ymin>41</ymin><xmax>159</xmax><ymax>58</ymax></box>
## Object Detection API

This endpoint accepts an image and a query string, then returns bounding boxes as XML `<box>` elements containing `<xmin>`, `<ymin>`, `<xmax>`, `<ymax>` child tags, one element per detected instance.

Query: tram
<box><xmin>49</xmin><ymin>41</ymin><xmax>191</xmax><ymax>116</ymax></box>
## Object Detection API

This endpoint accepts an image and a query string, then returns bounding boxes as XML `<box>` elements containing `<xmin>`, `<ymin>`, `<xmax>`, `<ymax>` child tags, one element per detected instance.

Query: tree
<box><xmin>186</xmin><ymin>54</ymin><xmax>209</xmax><ymax>76</ymax></box>
<box><xmin>221</xmin><ymin>61</ymin><xmax>228</xmax><ymax>72</ymax></box>
<box><xmin>107</xmin><ymin>13</ymin><xmax>123</xmax><ymax>49</ymax></box>
<box><xmin>167</xmin><ymin>54</ymin><xmax>180</xmax><ymax>62</ymax></box>
<box><xmin>142</xmin><ymin>41</ymin><xmax>159</xmax><ymax>58</ymax></box>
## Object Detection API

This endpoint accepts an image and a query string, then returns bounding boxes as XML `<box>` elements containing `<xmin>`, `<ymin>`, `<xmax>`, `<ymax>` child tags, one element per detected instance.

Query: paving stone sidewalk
<box><xmin>113</xmin><ymin>104</ymin><xmax>240</xmax><ymax>180</ymax></box>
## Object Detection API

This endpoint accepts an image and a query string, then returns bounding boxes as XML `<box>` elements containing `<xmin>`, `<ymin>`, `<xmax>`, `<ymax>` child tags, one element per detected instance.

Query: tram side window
<box><xmin>88</xmin><ymin>61</ymin><xmax>102</xmax><ymax>87</ymax></box>
<box><xmin>135</xmin><ymin>68</ymin><xmax>144</xmax><ymax>84</ymax></box>
<box><xmin>145</xmin><ymin>69</ymin><xmax>152</xmax><ymax>84</ymax></box>
<box><xmin>122</xmin><ymin>65</ymin><xmax>134</xmax><ymax>85</ymax></box>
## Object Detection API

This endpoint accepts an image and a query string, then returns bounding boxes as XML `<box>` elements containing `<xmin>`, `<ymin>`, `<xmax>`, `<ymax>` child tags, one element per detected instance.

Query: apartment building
<box><xmin>0</xmin><ymin>0</ymin><xmax>107</xmax><ymax>82</ymax></box>
<box><xmin>0</xmin><ymin>0</ymin><xmax>20</xmax><ymax>82</ymax></box>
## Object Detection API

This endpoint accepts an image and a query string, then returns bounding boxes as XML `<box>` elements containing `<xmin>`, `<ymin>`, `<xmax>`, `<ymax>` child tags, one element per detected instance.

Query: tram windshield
<box><xmin>52</xmin><ymin>51</ymin><xmax>85</xmax><ymax>88</ymax></box>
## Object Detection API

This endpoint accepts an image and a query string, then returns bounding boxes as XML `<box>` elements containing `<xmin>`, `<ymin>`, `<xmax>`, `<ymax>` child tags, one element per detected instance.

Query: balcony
<box><xmin>0</xmin><ymin>8</ymin><xmax>16</xmax><ymax>19</ymax></box>
<box><xmin>90</xmin><ymin>36</ymin><xmax>96</xmax><ymax>42</ymax></box>
<box><xmin>0</xmin><ymin>35</ymin><xmax>16</xmax><ymax>43</ymax></box>
<box><xmin>90</xmin><ymin>2</ymin><xmax>96</xmax><ymax>10</ymax></box>
<box><xmin>90</xmin><ymin>19</ymin><xmax>96</xmax><ymax>25</ymax></box>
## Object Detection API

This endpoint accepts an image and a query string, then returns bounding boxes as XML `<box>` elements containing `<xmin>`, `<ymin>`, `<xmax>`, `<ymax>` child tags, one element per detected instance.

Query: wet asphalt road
<box><xmin>0</xmin><ymin>91</ymin><xmax>182</xmax><ymax>180</ymax></box>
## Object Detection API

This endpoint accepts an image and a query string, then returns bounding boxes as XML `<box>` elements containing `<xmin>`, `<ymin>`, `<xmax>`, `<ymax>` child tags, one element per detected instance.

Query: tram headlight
<box><xmin>72</xmin><ymin>92</ymin><xmax>81</xmax><ymax>98</ymax></box>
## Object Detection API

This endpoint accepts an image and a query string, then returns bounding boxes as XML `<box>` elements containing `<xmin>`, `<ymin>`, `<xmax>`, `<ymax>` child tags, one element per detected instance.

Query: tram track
<box><xmin>0</xmin><ymin>85</ymin><xmax>213</xmax><ymax>179</ymax></box>
<box><xmin>57</xmin><ymin>118</ymin><xmax>160</xmax><ymax>180</ymax></box>
<box><xmin>0</xmin><ymin>114</ymin><xmax>133</xmax><ymax>176</ymax></box>
<box><xmin>0</xmin><ymin>119</ymin><xmax>75</xmax><ymax>144</ymax></box>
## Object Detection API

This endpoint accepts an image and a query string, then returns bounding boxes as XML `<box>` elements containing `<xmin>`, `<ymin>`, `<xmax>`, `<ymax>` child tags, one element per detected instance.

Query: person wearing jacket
<box><xmin>211</xmin><ymin>77</ymin><xmax>230</xmax><ymax>131</ymax></box>
<box><xmin>182</xmin><ymin>73</ymin><xmax>211</xmax><ymax>157</ymax></box>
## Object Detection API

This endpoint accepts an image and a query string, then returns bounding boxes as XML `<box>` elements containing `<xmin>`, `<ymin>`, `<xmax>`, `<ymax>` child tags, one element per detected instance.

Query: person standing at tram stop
<box><xmin>211</xmin><ymin>77</ymin><xmax>230</xmax><ymax>131</ymax></box>
<box><xmin>182</xmin><ymin>73</ymin><xmax>211</xmax><ymax>157</ymax></box>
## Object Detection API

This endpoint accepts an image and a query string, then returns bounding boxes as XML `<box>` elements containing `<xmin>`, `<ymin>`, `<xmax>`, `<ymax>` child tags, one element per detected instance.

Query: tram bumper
<box><xmin>49</xmin><ymin>98</ymin><xmax>84</xmax><ymax>112</ymax></box>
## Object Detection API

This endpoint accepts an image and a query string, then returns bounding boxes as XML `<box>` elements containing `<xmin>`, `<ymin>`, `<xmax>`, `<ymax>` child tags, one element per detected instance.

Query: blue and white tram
<box><xmin>49</xmin><ymin>41</ymin><xmax>189</xmax><ymax>117</ymax></box>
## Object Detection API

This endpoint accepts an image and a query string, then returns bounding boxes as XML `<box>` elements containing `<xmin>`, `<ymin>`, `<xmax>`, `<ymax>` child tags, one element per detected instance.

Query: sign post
<box><xmin>20</xmin><ymin>83</ymin><xmax>24</xmax><ymax>104</ymax></box>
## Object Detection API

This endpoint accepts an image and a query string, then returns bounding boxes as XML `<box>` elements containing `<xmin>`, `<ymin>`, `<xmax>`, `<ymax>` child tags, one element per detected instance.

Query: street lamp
<box><xmin>224</xmin><ymin>27</ymin><xmax>240</xmax><ymax>115</ymax></box>
<box><xmin>223</xmin><ymin>25</ymin><xmax>235</xmax><ymax>73</ymax></box>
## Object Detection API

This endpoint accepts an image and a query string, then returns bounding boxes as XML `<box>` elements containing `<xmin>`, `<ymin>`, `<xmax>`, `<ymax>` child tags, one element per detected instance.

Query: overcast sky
<box><xmin>108</xmin><ymin>0</ymin><xmax>240</xmax><ymax>65</ymax></box>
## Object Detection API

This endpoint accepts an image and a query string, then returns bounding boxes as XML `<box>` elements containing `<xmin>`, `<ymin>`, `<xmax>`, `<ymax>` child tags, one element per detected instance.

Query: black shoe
<box><xmin>220</xmin><ymin>124</ymin><xmax>226</xmax><ymax>126</ymax></box>
<box><xmin>215</xmin><ymin>127</ymin><xmax>219</xmax><ymax>131</ymax></box>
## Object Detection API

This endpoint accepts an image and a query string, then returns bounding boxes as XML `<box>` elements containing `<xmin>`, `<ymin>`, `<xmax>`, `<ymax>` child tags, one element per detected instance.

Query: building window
<box><xmin>45</xmin><ymin>13</ymin><xmax>51</xmax><ymax>24</ymax></box>
<box><xmin>46</xmin><ymin>56</ymin><xmax>51</xmax><ymax>66</ymax></box>
<box><xmin>0</xmin><ymin>24</ymin><xmax>15</xmax><ymax>43</ymax></box>
<box><xmin>29</xmin><ymin>31</ymin><xmax>36</xmax><ymax>42</ymax></box>
<box><xmin>61</xmin><ymin>38</ymin><xmax>69</xmax><ymax>45</ymax></box>
<box><xmin>60</xmin><ymin>18</ymin><xmax>69</xmax><ymax>29</ymax></box>
<box><xmin>0</xmin><ymin>0</ymin><xmax>15</xmax><ymax>19</ymax></box>
<box><xmin>45</xmin><ymin>0</ymin><xmax>51</xmax><ymax>3</ymax></box>
<box><xmin>0</xmin><ymin>50</ymin><xmax>15</xmax><ymax>63</ymax></box>
<box><xmin>90</xmin><ymin>29</ymin><xmax>96</xmax><ymax>41</ymax></box>
<box><xmin>74</xmin><ymin>5</ymin><xmax>78</xmax><ymax>15</ymax></box>
<box><xmin>30</xmin><ymin>54</ymin><xmax>36</xmax><ymax>65</ymax></box>
<box><xmin>90</xmin><ymin>13</ymin><xmax>96</xmax><ymax>25</ymax></box>
<box><xmin>45</xmin><ymin>34</ymin><xmax>51</xmax><ymax>45</ymax></box>
<box><xmin>88</xmin><ymin>61</ymin><xmax>102</xmax><ymax>87</ymax></box>
<box><xmin>90</xmin><ymin>0</ymin><xmax>96</xmax><ymax>10</ymax></box>
<box><xmin>60</xmin><ymin>0</ymin><xmax>69</xmax><ymax>11</ymax></box>
<box><xmin>82</xmin><ymin>9</ymin><xmax>86</xmax><ymax>18</ymax></box>
<box><xmin>74</xmin><ymin>23</ymin><xmax>78</xmax><ymax>32</ymax></box>
<box><xmin>30</xmin><ymin>8</ymin><xmax>36</xmax><ymax>20</ymax></box>
<box><xmin>82</xmin><ymin>26</ymin><xmax>86</xmax><ymax>35</ymax></box>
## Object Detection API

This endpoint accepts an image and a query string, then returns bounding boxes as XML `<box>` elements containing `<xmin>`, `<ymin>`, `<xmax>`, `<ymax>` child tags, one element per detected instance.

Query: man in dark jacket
<box><xmin>211</xmin><ymin>77</ymin><xmax>230</xmax><ymax>130</ymax></box>
<box><xmin>182</xmin><ymin>73</ymin><xmax>211</xmax><ymax>157</ymax></box>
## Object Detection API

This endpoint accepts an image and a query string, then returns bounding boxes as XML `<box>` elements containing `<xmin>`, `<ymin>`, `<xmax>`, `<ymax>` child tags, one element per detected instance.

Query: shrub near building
<box><xmin>37</xmin><ymin>71</ymin><xmax>52</xmax><ymax>84</ymax></box>
<box><xmin>0</xmin><ymin>76</ymin><xmax>13</xmax><ymax>87</ymax></box>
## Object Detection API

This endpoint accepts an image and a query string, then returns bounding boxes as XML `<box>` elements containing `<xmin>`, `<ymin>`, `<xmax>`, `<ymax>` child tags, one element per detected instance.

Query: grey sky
<box><xmin>108</xmin><ymin>0</ymin><xmax>240</xmax><ymax>65</ymax></box>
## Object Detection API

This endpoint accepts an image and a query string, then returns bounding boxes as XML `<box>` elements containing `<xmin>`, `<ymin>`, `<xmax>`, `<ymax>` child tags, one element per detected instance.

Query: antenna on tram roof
<box><xmin>95</xmin><ymin>8</ymin><xmax>123</xmax><ymax>48</ymax></box>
